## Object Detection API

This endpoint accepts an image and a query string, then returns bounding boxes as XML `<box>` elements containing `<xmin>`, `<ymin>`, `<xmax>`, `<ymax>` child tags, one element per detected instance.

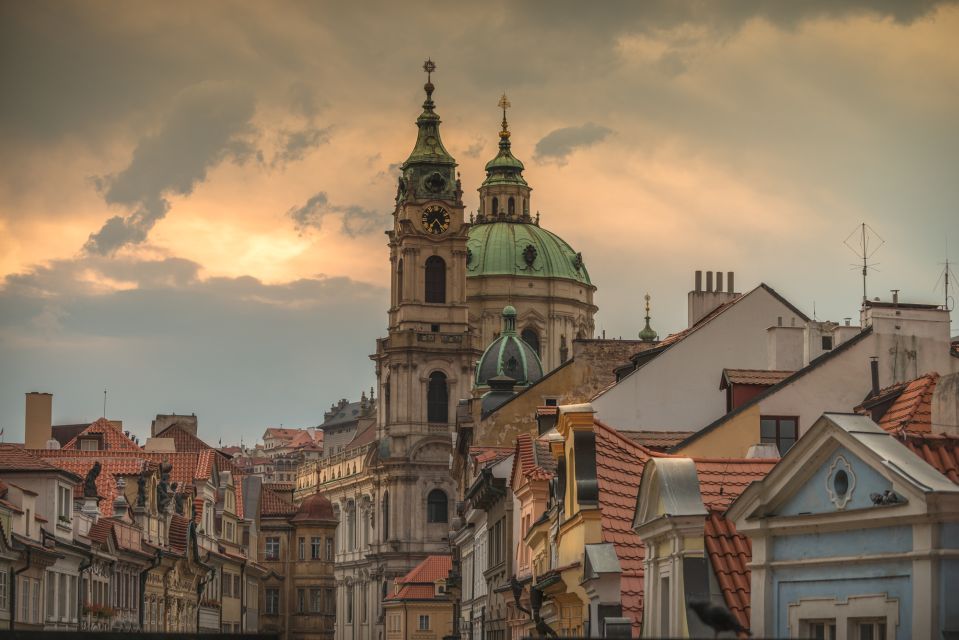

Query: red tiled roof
<box><xmin>511</xmin><ymin>434</ymin><xmax>556</xmax><ymax>487</ymax></box>
<box><xmin>721</xmin><ymin>369</ymin><xmax>794</xmax><ymax>388</ymax></box>
<box><xmin>153</xmin><ymin>423</ymin><xmax>215</xmax><ymax>452</ymax></box>
<box><xmin>899</xmin><ymin>432</ymin><xmax>959</xmax><ymax>484</ymax></box>
<box><xmin>168</xmin><ymin>514</ymin><xmax>189</xmax><ymax>554</ymax></box>
<box><xmin>386</xmin><ymin>555</ymin><xmax>451</xmax><ymax>601</ymax></box>
<box><xmin>877</xmin><ymin>373</ymin><xmax>939</xmax><ymax>434</ymax></box>
<box><xmin>260</xmin><ymin>486</ymin><xmax>297</xmax><ymax>517</ymax></box>
<box><xmin>704</xmin><ymin>512</ymin><xmax>752</xmax><ymax>631</ymax></box>
<box><xmin>0</xmin><ymin>444</ymin><xmax>69</xmax><ymax>473</ymax></box>
<box><xmin>264</xmin><ymin>428</ymin><xmax>301</xmax><ymax>440</ymax></box>
<box><xmin>63</xmin><ymin>418</ymin><xmax>140</xmax><ymax>451</ymax></box>
<box><xmin>594</xmin><ymin>420</ymin><xmax>661</xmax><ymax>632</ymax></box>
<box><xmin>40</xmin><ymin>455</ymin><xmax>147</xmax><ymax>516</ymax></box>
<box><xmin>619</xmin><ymin>431</ymin><xmax>695</xmax><ymax>452</ymax></box>
<box><xmin>694</xmin><ymin>458</ymin><xmax>775</xmax><ymax>633</ymax></box>
<box><xmin>234</xmin><ymin>481</ymin><xmax>244</xmax><ymax>519</ymax></box>
<box><xmin>470</xmin><ymin>446</ymin><xmax>513</xmax><ymax>466</ymax></box>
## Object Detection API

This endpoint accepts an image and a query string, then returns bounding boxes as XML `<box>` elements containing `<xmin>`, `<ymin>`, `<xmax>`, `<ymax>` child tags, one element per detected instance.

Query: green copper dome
<box><xmin>475</xmin><ymin>306</ymin><xmax>544</xmax><ymax>389</ymax></box>
<box><xmin>467</xmin><ymin>222</ymin><xmax>592</xmax><ymax>285</ymax></box>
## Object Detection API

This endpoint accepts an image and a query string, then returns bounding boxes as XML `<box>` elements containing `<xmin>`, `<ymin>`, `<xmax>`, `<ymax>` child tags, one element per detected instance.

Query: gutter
<box><xmin>11</xmin><ymin>546</ymin><xmax>31</xmax><ymax>630</ymax></box>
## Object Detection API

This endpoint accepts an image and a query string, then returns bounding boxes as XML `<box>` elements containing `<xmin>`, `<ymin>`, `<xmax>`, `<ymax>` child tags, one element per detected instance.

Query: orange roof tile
<box><xmin>899</xmin><ymin>432</ymin><xmax>959</xmax><ymax>484</ymax></box>
<box><xmin>259</xmin><ymin>486</ymin><xmax>297</xmax><ymax>517</ymax></box>
<box><xmin>721</xmin><ymin>369</ymin><xmax>794</xmax><ymax>388</ymax></box>
<box><xmin>470</xmin><ymin>446</ymin><xmax>513</xmax><ymax>466</ymax></box>
<box><xmin>40</xmin><ymin>455</ymin><xmax>147</xmax><ymax>516</ymax></box>
<box><xmin>877</xmin><ymin>373</ymin><xmax>939</xmax><ymax>434</ymax></box>
<box><xmin>63</xmin><ymin>418</ymin><xmax>140</xmax><ymax>451</ymax></box>
<box><xmin>153</xmin><ymin>423</ymin><xmax>215</xmax><ymax>452</ymax></box>
<box><xmin>704</xmin><ymin>512</ymin><xmax>751</xmax><ymax>631</ymax></box>
<box><xmin>386</xmin><ymin>555</ymin><xmax>451</xmax><ymax>601</ymax></box>
<box><xmin>0</xmin><ymin>444</ymin><xmax>70</xmax><ymax>473</ymax></box>
<box><xmin>619</xmin><ymin>430</ymin><xmax>695</xmax><ymax>452</ymax></box>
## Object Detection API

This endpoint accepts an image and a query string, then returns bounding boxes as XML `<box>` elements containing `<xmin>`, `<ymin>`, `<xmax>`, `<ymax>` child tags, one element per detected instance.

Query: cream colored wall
<box><xmin>677</xmin><ymin>404</ymin><xmax>761</xmax><ymax>458</ymax></box>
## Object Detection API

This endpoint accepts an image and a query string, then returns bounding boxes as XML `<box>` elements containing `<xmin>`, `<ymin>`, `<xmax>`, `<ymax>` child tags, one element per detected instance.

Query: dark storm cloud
<box><xmin>84</xmin><ymin>82</ymin><xmax>258</xmax><ymax>255</ymax></box>
<box><xmin>0</xmin><ymin>255</ymin><xmax>386</xmax><ymax>441</ymax></box>
<box><xmin>533</xmin><ymin>123</ymin><xmax>612</xmax><ymax>165</ymax></box>
<box><xmin>287</xmin><ymin>192</ymin><xmax>385</xmax><ymax>237</ymax></box>
<box><xmin>271</xmin><ymin>126</ymin><xmax>332</xmax><ymax>168</ymax></box>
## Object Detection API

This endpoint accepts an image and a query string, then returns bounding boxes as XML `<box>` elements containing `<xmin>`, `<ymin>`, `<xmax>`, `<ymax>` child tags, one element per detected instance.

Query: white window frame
<box><xmin>419</xmin><ymin>614</ymin><xmax>430</xmax><ymax>630</ymax></box>
<box><xmin>790</xmin><ymin>594</ymin><xmax>898</xmax><ymax>640</ymax></box>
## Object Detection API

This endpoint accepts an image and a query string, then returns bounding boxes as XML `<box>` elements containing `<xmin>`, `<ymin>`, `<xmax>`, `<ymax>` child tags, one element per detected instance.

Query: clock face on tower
<box><xmin>421</xmin><ymin>205</ymin><xmax>450</xmax><ymax>235</ymax></box>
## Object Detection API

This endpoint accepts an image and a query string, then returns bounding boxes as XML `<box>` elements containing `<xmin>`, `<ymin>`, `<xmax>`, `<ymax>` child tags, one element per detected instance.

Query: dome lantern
<box><xmin>475</xmin><ymin>306</ymin><xmax>543</xmax><ymax>389</ymax></box>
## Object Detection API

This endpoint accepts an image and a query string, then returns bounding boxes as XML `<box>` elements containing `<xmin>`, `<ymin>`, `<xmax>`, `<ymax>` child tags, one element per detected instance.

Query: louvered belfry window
<box><xmin>424</xmin><ymin>256</ymin><xmax>446</xmax><ymax>303</ymax></box>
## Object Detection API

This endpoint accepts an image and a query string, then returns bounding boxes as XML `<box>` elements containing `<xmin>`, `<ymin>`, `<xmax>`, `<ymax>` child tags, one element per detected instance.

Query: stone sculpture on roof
<box><xmin>83</xmin><ymin>461</ymin><xmax>101</xmax><ymax>498</ymax></box>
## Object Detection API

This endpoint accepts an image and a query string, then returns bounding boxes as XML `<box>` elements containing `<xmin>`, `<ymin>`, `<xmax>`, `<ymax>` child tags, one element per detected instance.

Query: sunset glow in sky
<box><xmin>1</xmin><ymin>1</ymin><xmax>957</xmax><ymax>442</ymax></box>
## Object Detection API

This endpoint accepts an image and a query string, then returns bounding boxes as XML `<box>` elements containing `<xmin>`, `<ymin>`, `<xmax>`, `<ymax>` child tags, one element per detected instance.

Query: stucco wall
<box><xmin>593</xmin><ymin>286</ymin><xmax>806</xmax><ymax>431</ymax></box>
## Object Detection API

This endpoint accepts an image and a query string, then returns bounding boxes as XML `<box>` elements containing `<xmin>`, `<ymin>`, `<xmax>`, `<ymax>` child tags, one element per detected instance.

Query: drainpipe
<box><xmin>12</xmin><ymin>546</ymin><xmax>31</xmax><ymax>630</ymax></box>
<box><xmin>138</xmin><ymin>549</ymin><xmax>162</xmax><ymax>630</ymax></box>
<box><xmin>239</xmin><ymin>561</ymin><xmax>246</xmax><ymax>632</ymax></box>
<box><xmin>77</xmin><ymin>550</ymin><xmax>93</xmax><ymax>630</ymax></box>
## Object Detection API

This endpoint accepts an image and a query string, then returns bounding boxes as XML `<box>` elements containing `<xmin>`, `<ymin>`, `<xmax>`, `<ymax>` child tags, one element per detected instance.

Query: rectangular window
<box><xmin>46</xmin><ymin>573</ymin><xmax>56</xmax><ymax>621</ymax></box>
<box><xmin>854</xmin><ymin>619</ymin><xmax>887</xmax><ymax>640</ymax></box>
<box><xmin>58</xmin><ymin>573</ymin><xmax>67</xmax><ymax>620</ymax></box>
<box><xmin>297</xmin><ymin>588</ymin><xmax>306</xmax><ymax>613</ymax></box>
<box><xmin>311</xmin><ymin>537</ymin><xmax>321</xmax><ymax>560</ymax></box>
<box><xmin>223</xmin><ymin>573</ymin><xmax>232</xmax><ymax>598</ymax></box>
<box><xmin>310</xmin><ymin>588</ymin><xmax>322</xmax><ymax>613</ymax></box>
<box><xmin>19</xmin><ymin>578</ymin><xmax>28</xmax><ymax>623</ymax></box>
<box><xmin>265</xmin><ymin>537</ymin><xmax>280</xmax><ymax>560</ymax></box>
<box><xmin>760</xmin><ymin>416</ymin><xmax>798</xmax><ymax>455</ymax></box>
<box><xmin>805</xmin><ymin>620</ymin><xmax>837</xmax><ymax>640</ymax></box>
<box><xmin>265</xmin><ymin>588</ymin><xmax>280</xmax><ymax>615</ymax></box>
<box><xmin>32</xmin><ymin>579</ymin><xmax>40</xmax><ymax>624</ymax></box>
<box><xmin>419</xmin><ymin>614</ymin><xmax>430</xmax><ymax>630</ymax></box>
<box><xmin>822</xmin><ymin>335</ymin><xmax>834</xmax><ymax>350</ymax></box>
<box><xmin>0</xmin><ymin>571</ymin><xmax>7</xmax><ymax>611</ymax></box>
<box><xmin>298</xmin><ymin>537</ymin><xmax>305</xmax><ymax>561</ymax></box>
<box><xmin>234</xmin><ymin>575</ymin><xmax>241</xmax><ymax>599</ymax></box>
<box><xmin>325</xmin><ymin>538</ymin><xmax>334</xmax><ymax>561</ymax></box>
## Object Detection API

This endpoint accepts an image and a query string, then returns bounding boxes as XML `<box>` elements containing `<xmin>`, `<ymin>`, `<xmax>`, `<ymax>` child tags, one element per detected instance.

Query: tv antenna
<box><xmin>844</xmin><ymin>223</ymin><xmax>884</xmax><ymax>305</ymax></box>
<box><xmin>934</xmin><ymin>236</ymin><xmax>956</xmax><ymax>312</ymax></box>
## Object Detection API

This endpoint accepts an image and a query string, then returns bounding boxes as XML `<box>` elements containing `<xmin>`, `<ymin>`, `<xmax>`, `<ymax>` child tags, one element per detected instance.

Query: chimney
<box><xmin>25</xmin><ymin>392</ymin><xmax>53</xmax><ymax>449</ymax></box>
<box><xmin>688</xmin><ymin>269</ymin><xmax>742</xmax><ymax>328</ymax></box>
<box><xmin>715</xmin><ymin>271</ymin><xmax>723</xmax><ymax>292</ymax></box>
<box><xmin>870</xmin><ymin>357</ymin><xmax>880</xmax><ymax>397</ymax></box>
<box><xmin>706</xmin><ymin>271</ymin><xmax>714</xmax><ymax>293</ymax></box>
<box><xmin>694</xmin><ymin>270</ymin><xmax>702</xmax><ymax>292</ymax></box>
<box><xmin>727</xmin><ymin>271</ymin><xmax>734</xmax><ymax>293</ymax></box>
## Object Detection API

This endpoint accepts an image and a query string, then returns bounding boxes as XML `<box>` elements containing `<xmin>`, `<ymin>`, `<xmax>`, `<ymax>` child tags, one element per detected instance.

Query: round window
<box><xmin>834</xmin><ymin>470</ymin><xmax>849</xmax><ymax>496</ymax></box>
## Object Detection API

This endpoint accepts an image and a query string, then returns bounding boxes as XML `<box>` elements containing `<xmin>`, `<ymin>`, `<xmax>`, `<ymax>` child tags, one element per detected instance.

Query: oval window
<box><xmin>834</xmin><ymin>469</ymin><xmax>849</xmax><ymax>496</ymax></box>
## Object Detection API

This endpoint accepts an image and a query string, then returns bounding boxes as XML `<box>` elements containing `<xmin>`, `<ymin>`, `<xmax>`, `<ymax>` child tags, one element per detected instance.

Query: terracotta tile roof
<box><xmin>619</xmin><ymin>430</ymin><xmax>695</xmax><ymax>452</ymax></box>
<box><xmin>875</xmin><ymin>373</ymin><xmax>939</xmax><ymax>434</ymax></box>
<box><xmin>0</xmin><ymin>444</ymin><xmax>69</xmax><ymax>473</ymax></box>
<box><xmin>704</xmin><ymin>512</ymin><xmax>752</xmax><ymax>631</ymax></box>
<box><xmin>86</xmin><ymin>518</ymin><xmax>114</xmax><ymax>544</ymax></box>
<box><xmin>594</xmin><ymin>420</ymin><xmax>662</xmax><ymax>632</ymax></box>
<box><xmin>39</xmin><ymin>455</ymin><xmax>147</xmax><ymax>516</ymax></box>
<box><xmin>259</xmin><ymin>486</ymin><xmax>297</xmax><ymax>517</ymax></box>
<box><xmin>345</xmin><ymin>422</ymin><xmax>377</xmax><ymax>449</ymax></box>
<box><xmin>386</xmin><ymin>555</ymin><xmax>451</xmax><ymax>601</ymax></box>
<box><xmin>692</xmin><ymin>457</ymin><xmax>774</xmax><ymax>632</ymax></box>
<box><xmin>153</xmin><ymin>423</ymin><xmax>215</xmax><ymax>452</ymax></box>
<box><xmin>168</xmin><ymin>514</ymin><xmax>189</xmax><ymax>554</ymax></box>
<box><xmin>898</xmin><ymin>432</ymin><xmax>959</xmax><ymax>484</ymax></box>
<box><xmin>470</xmin><ymin>446</ymin><xmax>513</xmax><ymax>466</ymax></box>
<box><xmin>264</xmin><ymin>428</ymin><xmax>301</xmax><ymax>441</ymax></box>
<box><xmin>219</xmin><ymin>446</ymin><xmax>243</xmax><ymax>456</ymax></box>
<box><xmin>721</xmin><ymin>368</ymin><xmax>794</xmax><ymax>389</ymax></box>
<box><xmin>63</xmin><ymin>418</ymin><xmax>140</xmax><ymax>451</ymax></box>
<box><xmin>234</xmin><ymin>481</ymin><xmax>244</xmax><ymax>519</ymax></box>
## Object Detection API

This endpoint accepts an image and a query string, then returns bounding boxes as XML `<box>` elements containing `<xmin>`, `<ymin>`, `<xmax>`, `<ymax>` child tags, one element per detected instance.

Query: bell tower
<box><xmin>373</xmin><ymin>59</ymin><xmax>480</xmax><ymax>442</ymax></box>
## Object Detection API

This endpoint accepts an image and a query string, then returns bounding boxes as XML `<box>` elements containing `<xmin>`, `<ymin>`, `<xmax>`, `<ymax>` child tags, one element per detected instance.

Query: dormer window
<box><xmin>78</xmin><ymin>436</ymin><xmax>101</xmax><ymax>451</ymax></box>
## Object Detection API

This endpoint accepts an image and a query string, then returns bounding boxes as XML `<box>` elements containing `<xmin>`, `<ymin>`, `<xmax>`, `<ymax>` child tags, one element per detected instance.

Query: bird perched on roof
<box><xmin>689</xmin><ymin>599</ymin><xmax>751</xmax><ymax>638</ymax></box>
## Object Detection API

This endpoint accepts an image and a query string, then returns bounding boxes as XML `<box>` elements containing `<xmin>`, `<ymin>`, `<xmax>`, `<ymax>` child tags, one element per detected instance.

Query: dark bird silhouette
<box><xmin>689</xmin><ymin>599</ymin><xmax>751</xmax><ymax>638</ymax></box>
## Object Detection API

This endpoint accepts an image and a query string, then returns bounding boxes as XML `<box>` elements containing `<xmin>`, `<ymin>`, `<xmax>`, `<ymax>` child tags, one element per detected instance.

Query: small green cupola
<box><xmin>475</xmin><ymin>306</ymin><xmax>544</xmax><ymax>389</ymax></box>
<box><xmin>396</xmin><ymin>59</ymin><xmax>458</xmax><ymax>205</ymax></box>
<box><xmin>476</xmin><ymin>94</ymin><xmax>532</xmax><ymax>223</ymax></box>
<box><xmin>639</xmin><ymin>293</ymin><xmax>659</xmax><ymax>342</ymax></box>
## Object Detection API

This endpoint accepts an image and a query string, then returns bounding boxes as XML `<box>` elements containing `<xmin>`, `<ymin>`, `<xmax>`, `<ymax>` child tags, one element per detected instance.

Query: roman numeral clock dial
<box><xmin>421</xmin><ymin>205</ymin><xmax>450</xmax><ymax>235</ymax></box>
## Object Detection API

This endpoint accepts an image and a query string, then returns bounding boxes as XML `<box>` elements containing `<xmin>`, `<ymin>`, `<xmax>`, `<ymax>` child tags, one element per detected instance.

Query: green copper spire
<box><xmin>402</xmin><ymin>59</ymin><xmax>456</xmax><ymax>169</ymax></box>
<box><xmin>639</xmin><ymin>293</ymin><xmax>659</xmax><ymax>342</ymax></box>
<box><xmin>481</xmin><ymin>93</ymin><xmax>528</xmax><ymax>188</ymax></box>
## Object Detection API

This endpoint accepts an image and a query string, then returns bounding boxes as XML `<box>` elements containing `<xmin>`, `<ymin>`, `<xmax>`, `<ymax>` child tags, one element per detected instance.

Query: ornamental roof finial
<box><xmin>422</xmin><ymin>58</ymin><xmax>436</xmax><ymax>107</ymax></box>
<box><xmin>639</xmin><ymin>292</ymin><xmax>659</xmax><ymax>342</ymax></box>
<box><xmin>498</xmin><ymin>93</ymin><xmax>511</xmax><ymax>140</ymax></box>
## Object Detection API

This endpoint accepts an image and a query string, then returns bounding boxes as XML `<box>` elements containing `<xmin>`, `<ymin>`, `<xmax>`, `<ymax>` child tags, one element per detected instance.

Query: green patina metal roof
<box><xmin>467</xmin><ymin>221</ymin><xmax>592</xmax><ymax>285</ymax></box>
<box><xmin>402</xmin><ymin>82</ymin><xmax>456</xmax><ymax>170</ymax></box>
<box><xmin>475</xmin><ymin>306</ymin><xmax>543</xmax><ymax>389</ymax></box>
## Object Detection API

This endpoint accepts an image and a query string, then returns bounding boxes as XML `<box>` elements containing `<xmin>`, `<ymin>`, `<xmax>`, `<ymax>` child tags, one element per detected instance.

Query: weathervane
<box><xmin>844</xmin><ymin>222</ymin><xmax>884</xmax><ymax>305</ymax></box>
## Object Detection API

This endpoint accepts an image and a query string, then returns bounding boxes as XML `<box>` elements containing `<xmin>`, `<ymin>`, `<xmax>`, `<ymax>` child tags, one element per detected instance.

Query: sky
<box><xmin>1</xmin><ymin>1</ymin><xmax>957</xmax><ymax>444</ymax></box>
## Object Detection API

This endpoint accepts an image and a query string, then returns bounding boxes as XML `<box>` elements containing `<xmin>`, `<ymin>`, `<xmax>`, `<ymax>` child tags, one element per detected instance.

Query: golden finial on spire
<box><xmin>498</xmin><ymin>93</ymin><xmax>511</xmax><ymax>139</ymax></box>
<box><xmin>644</xmin><ymin>292</ymin><xmax>651</xmax><ymax>315</ymax></box>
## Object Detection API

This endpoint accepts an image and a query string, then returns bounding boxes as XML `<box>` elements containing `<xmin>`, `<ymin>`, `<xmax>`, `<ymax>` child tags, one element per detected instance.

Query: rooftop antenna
<box><xmin>934</xmin><ymin>235</ymin><xmax>956</xmax><ymax>313</ymax></box>
<box><xmin>844</xmin><ymin>222</ymin><xmax>884</xmax><ymax>306</ymax></box>
<box><xmin>103</xmin><ymin>388</ymin><xmax>107</xmax><ymax>419</ymax></box>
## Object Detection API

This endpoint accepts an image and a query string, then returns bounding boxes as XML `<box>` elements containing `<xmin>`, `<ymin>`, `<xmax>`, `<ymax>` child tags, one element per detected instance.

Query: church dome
<box><xmin>291</xmin><ymin>490</ymin><xmax>336</xmax><ymax>523</ymax></box>
<box><xmin>467</xmin><ymin>222</ymin><xmax>591</xmax><ymax>285</ymax></box>
<box><xmin>475</xmin><ymin>306</ymin><xmax>544</xmax><ymax>388</ymax></box>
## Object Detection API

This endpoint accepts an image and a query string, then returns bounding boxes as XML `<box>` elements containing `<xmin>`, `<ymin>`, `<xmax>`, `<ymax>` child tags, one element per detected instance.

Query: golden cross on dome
<box><xmin>423</xmin><ymin>58</ymin><xmax>436</xmax><ymax>82</ymax></box>
<box><xmin>498</xmin><ymin>93</ymin><xmax>511</xmax><ymax>138</ymax></box>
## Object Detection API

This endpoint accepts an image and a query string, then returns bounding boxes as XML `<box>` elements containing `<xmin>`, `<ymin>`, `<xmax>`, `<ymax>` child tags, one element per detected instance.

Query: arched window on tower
<box><xmin>427</xmin><ymin>489</ymin><xmax>448</xmax><ymax>523</ymax></box>
<box><xmin>424</xmin><ymin>256</ymin><xmax>446</xmax><ymax>303</ymax></box>
<box><xmin>521</xmin><ymin>327</ymin><xmax>540</xmax><ymax>356</ymax></box>
<box><xmin>427</xmin><ymin>371</ymin><xmax>448</xmax><ymax>424</ymax></box>
<box><xmin>492</xmin><ymin>197</ymin><xmax>499</xmax><ymax>216</ymax></box>
<box><xmin>508</xmin><ymin>197</ymin><xmax>515</xmax><ymax>215</ymax></box>
<box><xmin>396</xmin><ymin>259</ymin><xmax>403</xmax><ymax>303</ymax></box>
